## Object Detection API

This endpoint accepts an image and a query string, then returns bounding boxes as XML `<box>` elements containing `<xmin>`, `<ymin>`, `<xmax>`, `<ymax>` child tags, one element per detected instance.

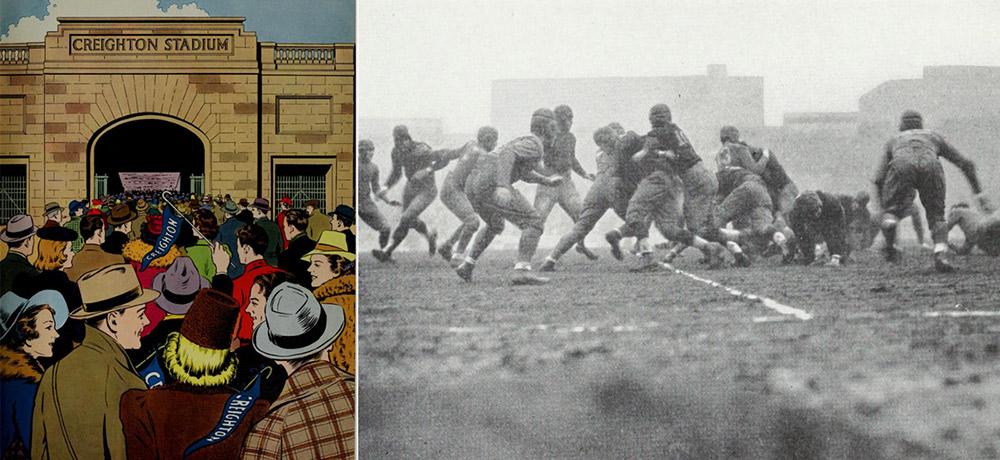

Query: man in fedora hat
<box><xmin>120</xmin><ymin>288</ymin><xmax>270</xmax><ymax>460</ymax></box>
<box><xmin>107</xmin><ymin>202</ymin><xmax>139</xmax><ymax>241</ymax></box>
<box><xmin>65</xmin><ymin>214</ymin><xmax>126</xmax><ymax>282</ymax></box>
<box><xmin>304</xmin><ymin>199</ymin><xmax>328</xmax><ymax>242</ymax></box>
<box><xmin>42</xmin><ymin>202</ymin><xmax>68</xmax><ymax>228</ymax></box>
<box><xmin>65</xmin><ymin>200</ymin><xmax>88</xmax><ymax>252</ymax></box>
<box><xmin>326</xmin><ymin>204</ymin><xmax>356</xmax><ymax>254</ymax></box>
<box><xmin>0</xmin><ymin>215</ymin><xmax>39</xmax><ymax>295</ymax></box>
<box><xmin>132</xmin><ymin>198</ymin><xmax>151</xmax><ymax>240</ymax></box>
<box><xmin>217</xmin><ymin>199</ymin><xmax>245</xmax><ymax>277</ymax></box>
<box><xmin>211</xmin><ymin>194</ymin><xmax>226</xmax><ymax>224</ymax></box>
<box><xmin>241</xmin><ymin>282</ymin><xmax>354</xmax><ymax>460</ymax></box>
<box><xmin>32</xmin><ymin>263</ymin><xmax>156</xmax><ymax>460</ymax></box>
<box><xmin>250</xmin><ymin>198</ymin><xmax>281</xmax><ymax>266</ymax></box>
<box><xmin>131</xmin><ymin>256</ymin><xmax>210</xmax><ymax>365</ymax></box>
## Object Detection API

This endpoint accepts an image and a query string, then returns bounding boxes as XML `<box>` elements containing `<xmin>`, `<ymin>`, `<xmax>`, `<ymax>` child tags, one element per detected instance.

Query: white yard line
<box><xmin>922</xmin><ymin>311</ymin><xmax>1000</xmax><ymax>318</ymax></box>
<box><xmin>662</xmin><ymin>263</ymin><xmax>814</xmax><ymax>321</ymax></box>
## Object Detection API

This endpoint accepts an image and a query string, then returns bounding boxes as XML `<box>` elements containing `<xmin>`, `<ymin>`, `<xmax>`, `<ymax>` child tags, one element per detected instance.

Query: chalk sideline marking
<box><xmin>661</xmin><ymin>263</ymin><xmax>813</xmax><ymax>321</ymax></box>
<box><xmin>923</xmin><ymin>311</ymin><xmax>1000</xmax><ymax>318</ymax></box>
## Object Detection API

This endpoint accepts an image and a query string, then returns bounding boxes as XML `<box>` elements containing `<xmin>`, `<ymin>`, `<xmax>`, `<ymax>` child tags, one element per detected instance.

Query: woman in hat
<box><xmin>0</xmin><ymin>290</ymin><xmax>68</xmax><ymax>459</ymax></box>
<box><xmin>33</xmin><ymin>226</ymin><xmax>77</xmax><ymax>273</ymax></box>
<box><xmin>120</xmin><ymin>289</ymin><xmax>270</xmax><ymax>460</ymax></box>
<box><xmin>302</xmin><ymin>230</ymin><xmax>356</xmax><ymax>375</ymax></box>
<box><xmin>25</xmin><ymin>225</ymin><xmax>79</xmax><ymax>303</ymax></box>
<box><xmin>124</xmin><ymin>214</ymin><xmax>182</xmax><ymax>336</ymax></box>
<box><xmin>20</xmin><ymin>226</ymin><xmax>84</xmax><ymax>363</ymax></box>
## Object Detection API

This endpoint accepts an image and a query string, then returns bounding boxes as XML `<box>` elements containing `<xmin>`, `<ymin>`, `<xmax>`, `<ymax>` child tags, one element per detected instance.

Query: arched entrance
<box><xmin>88</xmin><ymin>114</ymin><xmax>211</xmax><ymax>197</ymax></box>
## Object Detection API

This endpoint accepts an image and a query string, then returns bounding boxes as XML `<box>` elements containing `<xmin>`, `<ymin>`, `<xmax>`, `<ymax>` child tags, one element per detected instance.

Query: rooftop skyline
<box><xmin>358</xmin><ymin>0</ymin><xmax>1000</xmax><ymax>130</ymax></box>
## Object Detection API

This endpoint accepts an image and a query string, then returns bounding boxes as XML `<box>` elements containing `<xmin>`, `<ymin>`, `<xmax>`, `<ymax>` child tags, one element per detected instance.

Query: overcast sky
<box><xmin>358</xmin><ymin>0</ymin><xmax>1000</xmax><ymax>130</ymax></box>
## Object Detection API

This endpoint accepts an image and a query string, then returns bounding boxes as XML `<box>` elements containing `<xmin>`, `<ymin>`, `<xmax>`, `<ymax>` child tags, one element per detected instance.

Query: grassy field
<box><xmin>359</xmin><ymin>244</ymin><xmax>1000</xmax><ymax>459</ymax></box>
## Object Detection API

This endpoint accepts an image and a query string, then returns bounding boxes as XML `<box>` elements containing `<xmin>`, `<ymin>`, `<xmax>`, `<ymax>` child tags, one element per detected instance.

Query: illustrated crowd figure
<box><xmin>0</xmin><ymin>192</ymin><xmax>357</xmax><ymax>459</ymax></box>
<box><xmin>362</xmin><ymin>105</ymin><xmax>999</xmax><ymax>283</ymax></box>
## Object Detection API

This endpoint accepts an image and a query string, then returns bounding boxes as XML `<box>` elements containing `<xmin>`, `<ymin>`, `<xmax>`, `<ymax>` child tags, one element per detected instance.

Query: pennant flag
<box><xmin>140</xmin><ymin>204</ymin><xmax>184</xmax><ymax>270</ymax></box>
<box><xmin>137</xmin><ymin>354</ymin><xmax>166</xmax><ymax>389</ymax></box>
<box><xmin>183</xmin><ymin>372</ymin><xmax>264</xmax><ymax>458</ymax></box>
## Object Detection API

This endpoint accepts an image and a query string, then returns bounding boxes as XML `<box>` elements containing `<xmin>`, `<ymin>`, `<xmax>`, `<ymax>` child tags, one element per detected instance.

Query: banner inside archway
<box><xmin>118</xmin><ymin>172</ymin><xmax>180</xmax><ymax>192</ymax></box>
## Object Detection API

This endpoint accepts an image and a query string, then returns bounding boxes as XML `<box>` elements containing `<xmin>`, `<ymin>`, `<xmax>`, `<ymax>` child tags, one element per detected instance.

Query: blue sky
<box><xmin>2</xmin><ymin>0</ymin><xmax>354</xmax><ymax>43</ymax></box>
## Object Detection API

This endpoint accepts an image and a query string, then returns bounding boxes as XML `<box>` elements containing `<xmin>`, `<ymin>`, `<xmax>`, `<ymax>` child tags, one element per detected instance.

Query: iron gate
<box><xmin>95</xmin><ymin>174</ymin><xmax>108</xmax><ymax>198</ymax></box>
<box><xmin>0</xmin><ymin>164</ymin><xmax>27</xmax><ymax>225</ymax></box>
<box><xmin>189</xmin><ymin>174</ymin><xmax>204</xmax><ymax>195</ymax></box>
<box><xmin>274</xmin><ymin>172</ymin><xmax>326</xmax><ymax>211</ymax></box>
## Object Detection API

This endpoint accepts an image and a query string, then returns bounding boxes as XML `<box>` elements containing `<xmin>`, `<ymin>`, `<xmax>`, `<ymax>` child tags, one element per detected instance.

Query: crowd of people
<box><xmin>0</xmin><ymin>192</ymin><xmax>357</xmax><ymax>459</ymax></box>
<box><xmin>361</xmin><ymin>105</ymin><xmax>998</xmax><ymax>283</ymax></box>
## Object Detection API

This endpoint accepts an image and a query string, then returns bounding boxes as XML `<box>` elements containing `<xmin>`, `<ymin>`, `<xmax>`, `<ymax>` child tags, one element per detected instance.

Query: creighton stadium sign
<box><xmin>70</xmin><ymin>34</ymin><xmax>232</xmax><ymax>54</ymax></box>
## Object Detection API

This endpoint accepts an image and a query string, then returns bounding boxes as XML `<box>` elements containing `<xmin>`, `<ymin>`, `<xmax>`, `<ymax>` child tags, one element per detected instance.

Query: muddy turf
<box><xmin>360</xmin><ymin>244</ymin><xmax>1000</xmax><ymax>459</ymax></box>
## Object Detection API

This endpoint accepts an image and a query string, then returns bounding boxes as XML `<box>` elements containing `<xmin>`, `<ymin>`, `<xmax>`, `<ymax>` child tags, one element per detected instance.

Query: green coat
<box><xmin>0</xmin><ymin>252</ymin><xmax>37</xmax><ymax>295</ymax></box>
<box><xmin>184</xmin><ymin>239</ymin><xmax>231</xmax><ymax>280</ymax></box>
<box><xmin>64</xmin><ymin>217</ymin><xmax>84</xmax><ymax>253</ymax></box>
<box><xmin>31</xmin><ymin>325</ymin><xmax>144</xmax><ymax>460</ymax></box>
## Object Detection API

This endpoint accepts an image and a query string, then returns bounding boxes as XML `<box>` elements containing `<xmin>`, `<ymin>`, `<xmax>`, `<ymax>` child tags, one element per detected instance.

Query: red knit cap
<box><xmin>179</xmin><ymin>289</ymin><xmax>240</xmax><ymax>350</ymax></box>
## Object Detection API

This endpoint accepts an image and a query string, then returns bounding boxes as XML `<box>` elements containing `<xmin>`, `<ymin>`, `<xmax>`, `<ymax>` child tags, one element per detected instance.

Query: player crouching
<box><xmin>786</xmin><ymin>191</ymin><xmax>851</xmax><ymax>266</ymax></box>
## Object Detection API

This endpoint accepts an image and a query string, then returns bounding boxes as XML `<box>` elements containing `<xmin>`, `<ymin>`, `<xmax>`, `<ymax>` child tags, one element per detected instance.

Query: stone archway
<box><xmin>87</xmin><ymin>113</ymin><xmax>211</xmax><ymax>197</ymax></box>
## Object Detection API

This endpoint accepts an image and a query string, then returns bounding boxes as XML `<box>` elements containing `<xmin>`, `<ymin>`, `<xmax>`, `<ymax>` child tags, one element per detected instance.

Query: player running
<box><xmin>540</xmin><ymin>124</ymin><xmax>641</xmax><ymax>271</ymax></box>
<box><xmin>372</xmin><ymin>125</ymin><xmax>444</xmax><ymax>262</ymax></box>
<box><xmin>357</xmin><ymin>139</ymin><xmax>400</xmax><ymax>251</ymax></box>
<box><xmin>873</xmin><ymin>110</ymin><xmax>990</xmax><ymax>272</ymax></box>
<box><xmin>533</xmin><ymin>105</ymin><xmax>599</xmax><ymax>260</ymax></box>
<box><xmin>437</xmin><ymin>126</ymin><xmax>498</xmax><ymax>266</ymax></box>
<box><xmin>604</xmin><ymin>104</ymin><xmax>727</xmax><ymax>270</ymax></box>
<box><xmin>455</xmin><ymin>109</ymin><xmax>564</xmax><ymax>285</ymax></box>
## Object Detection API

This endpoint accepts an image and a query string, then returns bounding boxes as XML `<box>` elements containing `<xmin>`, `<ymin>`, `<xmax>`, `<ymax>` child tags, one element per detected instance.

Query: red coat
<box><xmin>120</xmin><ymin>384</ymin><xmax>270</xmax><ymax>460</ymax></box>
<box><xmin>276</xmin><ymin>210</ymin><xmax>289</xmax><ymax>249</ymax></box>
<box><xmin>232</xmin><ymin>259</ymin><xmax>285</xmax><ymax>343</ymax></box>
<box><xmin>123</xmin><ymin>240</ymin><xmax>183</xmax><ymax>337</ymax></box>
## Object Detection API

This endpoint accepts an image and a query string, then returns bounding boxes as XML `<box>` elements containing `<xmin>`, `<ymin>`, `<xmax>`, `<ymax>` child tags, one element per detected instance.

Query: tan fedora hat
<box><xmin>71</xmin><ymin>263</ymin><xmax>160</xmax><ymax>319</ymax></box>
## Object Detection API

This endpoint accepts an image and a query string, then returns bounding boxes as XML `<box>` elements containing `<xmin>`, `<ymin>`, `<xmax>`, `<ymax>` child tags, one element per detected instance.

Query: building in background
<box><xmin>859</xmin><ymin>66</ymin><xmax>1000</xmax><ymax>127</ymax></box>
<box><xmin>742</xmin><ymin>65</ymin><xmax>1000</xmax><ymax>200</ymax></box>
<box><xmin>0</xmin><ymin>16</ymin><xmax>354</xmax><ymax>223</ymax></box>
<box><xmin>490</xmin><ymin>65</ymin><xmax>764</xmax><ymax>152</ymax></box>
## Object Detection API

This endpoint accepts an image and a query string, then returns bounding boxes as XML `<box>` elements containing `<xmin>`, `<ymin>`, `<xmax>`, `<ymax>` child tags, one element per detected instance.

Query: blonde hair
<box><xmin>34</xmin><ymin>239</ymin><xmax>68</xmax><ymax>271</ymax></box>
<box><xmin>162</xmin><ymin>332</ymin><xmax>237</xmax><ymax>387</ymax></box>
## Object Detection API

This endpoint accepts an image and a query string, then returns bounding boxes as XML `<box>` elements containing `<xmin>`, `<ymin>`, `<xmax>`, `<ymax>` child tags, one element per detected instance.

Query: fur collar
<box><xmin>122</xmin><ymin>240</ymin><xmax>181</xmax><ymax>268</ymax></box>
<box><xmin>314</xmin><ymin>274</ymin><xmax>355</xmax><ymax>301</ymax></box>
<box><xmin>0</xmin><ymin>346</ymin><xmax>43</xmax><ymax>382</ymax></box>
